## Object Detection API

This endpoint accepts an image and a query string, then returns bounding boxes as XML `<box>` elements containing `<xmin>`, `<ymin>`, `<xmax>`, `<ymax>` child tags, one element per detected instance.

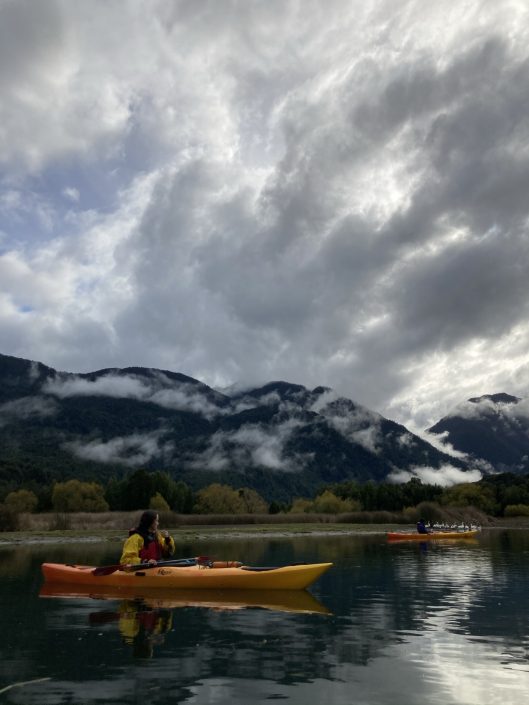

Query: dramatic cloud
<box><xmin>311</xmin><ymin>393</ymin><xmax>387</xmax><ymax>453</ymax></box>
<box><xmin>408</xmin><ymin>429</ymin><xmax>469</xmax><ymax>459</ymax></box>
<box><xmin>2</xmin><ymin>0</ymin><xmax>529</xmax><ymax>432</ymax></box>
<box><xmin>189</xmin><ymin>418</ymin><xmax>309</xmax><ymax>472</ymax></box>
<box><xmin>389</xmin><ymin>464</ymin><xmax>483</xmax><ymax>487</ymax></box>
<box><xmin>43</xmin><ymin>372</ymin><xmax>225</xmax><ymax>418</ymax></box>
<box><xmin>67</xmin><ymin>432</ymin><xmax>172</xmax><ymax>467</ymax></box>
<box><xmin>0</xmin><ymin>395</ymin><xmax>57</xmax><ymax>426</ymax></box>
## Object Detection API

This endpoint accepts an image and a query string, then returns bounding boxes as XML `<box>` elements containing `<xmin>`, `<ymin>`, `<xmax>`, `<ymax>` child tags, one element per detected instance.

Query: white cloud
<box><xmin>44</xmin><ymin>373</ymin><xmax>148</xmax><ymax>400</ymax></box>
<box><xmin>2</xmin><ymin>1</ymin><xmax>529</xmax><ymax>433</ymax></box>
<box><xmin>67</xmin><ymin>431</ymin><xmax>170</xmax><ymax>466</ymax></box>
<box><xmin>0</xmin><ymin>395</ymin><xmax>57</xmax><ymax>425</ymax></box>
<box><xmin>388</xmin><ymin>464</ymin><xmax>482</xmax><ymax>487</ymax></box>
<box><xmin>43</xmin><ymin>371</ymin><xmax>225</xmax><ymax>418</ymax></box>
<box><xmin>313</xmin><ymin>396</ymin><xmax>384</xmax><ymax>453</ymax></box>
<box><xmin>62</xmin><ymin>187</ymin><xmax>80</xmax><ymax>203</ymax></box>
<box><xmin>445</xmin><ymin>398</ymin><xmax>498</xmax><ymax>421</ymax></box>
<box><xmin>407</xmin><ymin>428</ymin><xmax>469</xmax><ymax>459</ymax></box>
<box><xmin>189</xmin><ymin>417</ymin><xmax>307</xmax><ymax>472</ymax></box>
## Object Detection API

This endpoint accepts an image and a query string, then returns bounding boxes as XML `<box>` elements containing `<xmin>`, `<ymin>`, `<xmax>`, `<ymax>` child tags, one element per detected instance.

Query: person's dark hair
<box><xmin>129</xmin><ymin>510</ymin><xmax>158</xmax><ymax>538</ymax></box>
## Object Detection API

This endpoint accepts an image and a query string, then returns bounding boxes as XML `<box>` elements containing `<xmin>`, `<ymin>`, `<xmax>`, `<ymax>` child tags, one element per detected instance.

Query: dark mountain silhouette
<box><xmin>0</xmin><ymin>352</ymin><xmax>467</xmax><ymax>500</ymax></box>
<box><xmin>428</xmin><ymin>393</ymin><xmax>529</xmax><ymax>473</ymax></box>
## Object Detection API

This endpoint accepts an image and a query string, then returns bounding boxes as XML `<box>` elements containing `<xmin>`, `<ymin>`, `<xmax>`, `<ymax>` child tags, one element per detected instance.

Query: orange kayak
<box><xmin>387</xmin><ymin>530</ymin><xmax>479</xmax><ymax>541</ymax></box>
<box><xmin>41</xmin><ymin>561</ymin><xmax>332</xmax><ymax>590</ymax></box>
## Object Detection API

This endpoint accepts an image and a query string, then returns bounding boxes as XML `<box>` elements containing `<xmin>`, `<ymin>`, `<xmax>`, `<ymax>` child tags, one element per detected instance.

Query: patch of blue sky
<box><xmin>0</xmin><ymin>156</ymin><xmax>130</xmax><ymax>250</ymax></box>
<box><xmin>26</xmin><ymin>155</ymin><xmax>129</xmax><ymax>214</ymax></box>
<box><xmin>0</xmin><ymin>108</ymin><xmax>170</xmax><ymax>251</ymax></box>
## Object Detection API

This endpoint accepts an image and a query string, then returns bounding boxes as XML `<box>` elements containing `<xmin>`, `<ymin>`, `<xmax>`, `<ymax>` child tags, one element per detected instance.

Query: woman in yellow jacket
<box><xmin>120</xmin><ymin>510</ymin><xmax>176</xmax><ymax>567</ymax></box>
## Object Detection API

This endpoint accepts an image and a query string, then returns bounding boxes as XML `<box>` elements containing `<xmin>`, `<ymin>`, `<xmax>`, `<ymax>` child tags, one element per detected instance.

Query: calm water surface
<box><xmin>0</xmin><ymin>529</ymin><xmax>528</xmax><ymax>704</ymax></box>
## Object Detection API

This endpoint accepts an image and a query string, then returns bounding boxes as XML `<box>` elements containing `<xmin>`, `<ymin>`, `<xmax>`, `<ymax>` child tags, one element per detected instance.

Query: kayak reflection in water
<box><xmin>120</xmin><ymin>510</ymin><xmax>176</xmax><ymax>568</ymax></box>
<box><xmin>89</xmin><ymin>599</ymin><xmax>173</xmax><ymax>659</ymax></box>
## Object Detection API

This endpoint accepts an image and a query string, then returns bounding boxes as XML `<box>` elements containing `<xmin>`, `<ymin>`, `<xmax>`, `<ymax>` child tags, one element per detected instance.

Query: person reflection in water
<box><xmin>120</xmin><ymin>510</ymin><xmax>176</xmax><ymax>568</ymax></box>
<box><xmin>89</xmin><ymin>599</ymin><xmax>173</xmax><ymax>659</ymax></box>
<box><xmin>118</xmin><ymin>600</ymin><xmax>173</xmax><ymax>659</ymax></box>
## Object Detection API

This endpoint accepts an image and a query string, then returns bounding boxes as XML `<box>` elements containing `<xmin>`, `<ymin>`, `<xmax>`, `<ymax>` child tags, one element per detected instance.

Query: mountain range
<box><xmin>428</xmin><ymin>393</ymin><xmax>529</xmax><ymax>475</ymax></box>
<box><xmin>0</xmin><ymin>353</ymin><xmax>527</xmax><ymax>500</ymax></box>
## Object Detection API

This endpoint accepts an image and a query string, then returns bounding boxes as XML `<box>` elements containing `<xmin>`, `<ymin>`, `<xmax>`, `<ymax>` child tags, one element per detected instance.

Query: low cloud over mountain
<box><xmin>0</xmin><ymin>353</ymin><xmax>479</xmax><ymax>500</ymax></box>
<box><xmin>428</xmin><ymin>393</ymin><xmax>529</xmax><ymax>474</ymax></box>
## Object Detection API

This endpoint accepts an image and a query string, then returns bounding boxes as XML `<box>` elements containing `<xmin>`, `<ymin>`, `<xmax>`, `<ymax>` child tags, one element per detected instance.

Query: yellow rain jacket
<box><xmin>120</xmin><ymin>531</ymin><xmax>176</xmax><ymax>565</ymax></box>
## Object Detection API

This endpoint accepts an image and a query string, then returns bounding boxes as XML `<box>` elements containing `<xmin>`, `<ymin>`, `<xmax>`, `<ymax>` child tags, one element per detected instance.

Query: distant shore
<box><xmin>1</xmin><ymin>519</ymin><xmax>527</xmax><ymax>546</ymax></box>
<box><xmin>0</xmin><ymin>523</ymin><xmax>396</xmax><ymax>545</ymax></box>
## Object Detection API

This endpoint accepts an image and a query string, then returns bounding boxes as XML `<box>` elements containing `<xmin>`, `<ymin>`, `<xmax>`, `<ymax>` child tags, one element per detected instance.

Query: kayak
<box><xmin>41</xmin><ymin>561</ymin><xmax>332</xmax><ymax>591</ymax></box>
<box><xmin>387</xmin><ymin>530</ymin><xmax>479</xmax><ymax>541</ymax></box>
<box><xmin>39</xmin><ymin>583</ymin><xmax>331</xmax><ymax>615</ymax></box>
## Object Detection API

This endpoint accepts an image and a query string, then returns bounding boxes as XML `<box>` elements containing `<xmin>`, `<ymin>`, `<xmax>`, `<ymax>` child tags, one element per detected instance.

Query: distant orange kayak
<box><xmin>387</xmin><ymin>530</ymin><xmax>479</xmax><ymax>541</ymax></box>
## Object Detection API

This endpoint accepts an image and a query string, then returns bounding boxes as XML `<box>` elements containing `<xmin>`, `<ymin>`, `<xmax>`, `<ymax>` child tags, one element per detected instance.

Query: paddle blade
<box><xmin>196</xmin><ymin>556</ymin><xmax>213</xmax><ymax>567</ymax></box>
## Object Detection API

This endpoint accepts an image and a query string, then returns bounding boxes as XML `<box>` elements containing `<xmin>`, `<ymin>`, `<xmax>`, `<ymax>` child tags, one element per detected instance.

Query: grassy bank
<box><xmin>9</xmin><ymin>503</ymin><xmax>492</xmax><ymax>533</ymax></box>
<box><xmin>0</xmin><ymin>522</ymin><xmax>405</xmax><ymax>545</ymax></box>
<box><xmin>0</xmin><ymin>504</ymin><xmax>507</xmax><ymax>545</ymax></box>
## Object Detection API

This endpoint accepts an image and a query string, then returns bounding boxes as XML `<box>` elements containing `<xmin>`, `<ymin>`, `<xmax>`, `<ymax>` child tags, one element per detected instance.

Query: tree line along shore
<box><xmin>2</xmin><ymin>469</ymin><xmax>529</xmax><ymax>532</ymax></box>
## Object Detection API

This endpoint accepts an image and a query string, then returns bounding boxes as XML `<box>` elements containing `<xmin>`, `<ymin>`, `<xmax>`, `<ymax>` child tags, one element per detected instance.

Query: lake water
<box><xmin>0</xmin><ymin>529</ymin><xmax>528</xmax><ymax>704</ymax></box>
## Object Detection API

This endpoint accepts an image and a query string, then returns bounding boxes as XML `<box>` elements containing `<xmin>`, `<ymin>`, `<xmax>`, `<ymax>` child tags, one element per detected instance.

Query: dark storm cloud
<box><xmin>1</xmin><ymin>1</ymin><xmax>529</xmax><ymax>431</ymax></box>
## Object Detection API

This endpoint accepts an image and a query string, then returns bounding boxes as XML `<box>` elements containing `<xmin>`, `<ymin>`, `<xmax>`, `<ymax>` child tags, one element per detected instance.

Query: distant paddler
<box><xmin>416</xmin><ymin>518</ymin><xmax>431</xmax><ymax>535</ymax></box>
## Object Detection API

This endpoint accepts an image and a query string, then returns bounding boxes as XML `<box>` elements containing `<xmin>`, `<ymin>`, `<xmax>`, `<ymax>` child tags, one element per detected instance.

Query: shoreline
<box><xmin>0</xmin><ymin>523</ymin><xmax>393</xmax><ymax>545</ymax></box>
<box><xmin>0</xmin><ymin>521</ymin><xmax>523</xmax><ymax>545</ymax></box>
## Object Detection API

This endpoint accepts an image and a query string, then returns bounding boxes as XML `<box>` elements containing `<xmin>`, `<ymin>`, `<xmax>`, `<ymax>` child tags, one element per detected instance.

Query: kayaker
<box><xmin>120</xmin><ymin>510</ymin><xmax>176</xmax><ymax>568</ymax></box>
<box><xmin>416</xmin><ymin>518</ymin><xmax>430</xmax><ymax>534</ymax></box>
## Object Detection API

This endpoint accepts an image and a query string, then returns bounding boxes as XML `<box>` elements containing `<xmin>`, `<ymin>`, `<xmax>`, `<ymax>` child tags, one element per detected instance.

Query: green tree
<box><xmin>105</xmin><ymin>477</ymin><xmax>126</xmax><ymax>511</ymax></box>
<box><xmin>331</xmin><ymin>480</ymin><xmax>362</xmax><ymax>502</ymax></box>
<box><xmin>501</xmin><ymin>486</ymin><xmax>529</xmax><ymax>508</ymax></box>
<box><xmin>173</xmin><ymin>480</ymin><xmax>194</xmax><ymax>513</ymax></box>
<box><xmin>269</xmin><ymin>500</ymin><xmax>289</xmax><ymax>514</ymax></box>
<box><xmin>0</xmin><ymin>505</ymin><xmax>19</xmax><ymax>531</ymax></box>
<box><xmin>121</xmin><ymin>469</ymin><xmax>154</xmax><ymax>510</ymax></box>
<box><xmin>504</xmin><ymin>504</ymin><xmax>529</xmax><ymax>517</ymax></box>
<box><xmin>289</xmin><ymin>498</ymin><xmax>313</xmax><ymax>514</ymax></box>
<box><xmin>312</xmin><ymin>490</ymin><xmax>359</xmax><ymax>513</ymax></box>
<box><xmin>238</xmin><ymin>487</ymin><xmax>268</xmax><ymax>514</ymax></box>
<box><xmin>149</xmin><ymin>492</ymin><xmax>170</xmax><ymax>511</ymax></box>
<box><xmin>4</xmin><ymin>489</ymin><xmax>38</xmax><ymax>513</ymax></box>
<box><xmin>194</xmin><ymin>484</ymin><xmax>246</xmax><ymax>514</ymax></box>
<box><xmin>150</xmin><ymin>472</ymin><xmax>178</xmax><ymax>508</ymax></box>
<box><xmin>441</xmin><ymin>482</ymin><xmax>498</xmax><ymax>515</ymax></box>
<box><xmin>52</xmin><ymin>480</ymin><xmax>109</xmax><ymax>512</ymax></box>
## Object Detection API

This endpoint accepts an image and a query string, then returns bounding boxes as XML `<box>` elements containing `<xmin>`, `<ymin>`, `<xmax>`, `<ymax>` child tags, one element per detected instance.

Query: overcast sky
<box><xmin>1</xmin><ymin>0</ymin><xmax>529</xmax><ymax>432</ymax></box>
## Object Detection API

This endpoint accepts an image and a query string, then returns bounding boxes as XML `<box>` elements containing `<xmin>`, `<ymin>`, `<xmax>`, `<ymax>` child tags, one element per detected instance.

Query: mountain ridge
<box><xmin>429</xmin><ymin>393</ymin><xmax>529</xmax><ymax>473</ymax></box>
<box><xmin>0</xmin><ymin>352</ymin><xmax>477</xmax><ymax>500</ymax></box>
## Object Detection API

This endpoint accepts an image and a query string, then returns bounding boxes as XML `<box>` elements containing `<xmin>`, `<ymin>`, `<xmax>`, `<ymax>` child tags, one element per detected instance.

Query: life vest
<box><xmin>138</xmin><ymin>533</ymin><xmax>162</xmax><ymax>562</ymax></box>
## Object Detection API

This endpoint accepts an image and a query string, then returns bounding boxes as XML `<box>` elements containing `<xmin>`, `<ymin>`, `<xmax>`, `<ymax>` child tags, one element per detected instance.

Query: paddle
<box><xmin>92</xmin><ymin>556</ymin><xmax>212</xmax><ymax>577</ymax></box>
<box><xmin>241</xmin><ymin>562</ymin><xmax>307</xmax><ymax>572</ymax></box>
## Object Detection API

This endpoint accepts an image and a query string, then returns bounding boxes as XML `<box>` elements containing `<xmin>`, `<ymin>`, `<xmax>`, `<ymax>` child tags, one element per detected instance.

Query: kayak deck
<box><xmin>387</xmin><ymin>530</ymin><xmax>479</xmax><ymax>541</ymax></box>
<box><xmin>41</xmin><ymin>561</ymin><xmax>332</xmax><ymax>590</ymax></box>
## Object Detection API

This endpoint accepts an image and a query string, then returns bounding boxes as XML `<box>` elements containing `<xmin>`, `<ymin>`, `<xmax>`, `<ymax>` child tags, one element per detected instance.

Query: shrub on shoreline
<box><xmin>0</xmin><ymin>505</ymin><xmax>20</xmax><ymax>532</ymax></box>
